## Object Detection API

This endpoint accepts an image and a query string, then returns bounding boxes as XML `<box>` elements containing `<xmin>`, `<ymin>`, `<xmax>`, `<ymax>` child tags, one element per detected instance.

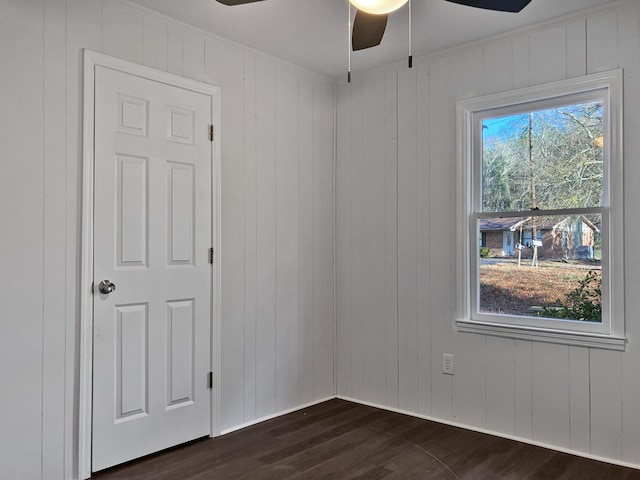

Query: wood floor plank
<box><xmin>93</xmin><ymin>399</ymin><xmax>639</xmax><ymax>479</ymax></box>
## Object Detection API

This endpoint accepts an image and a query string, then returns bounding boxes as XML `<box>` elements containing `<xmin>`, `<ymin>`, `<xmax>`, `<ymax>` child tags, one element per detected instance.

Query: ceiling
<box><xmin>129</xmin><ymin>0</ymin><xmax>622</xmax><ymax>78</ymax></box>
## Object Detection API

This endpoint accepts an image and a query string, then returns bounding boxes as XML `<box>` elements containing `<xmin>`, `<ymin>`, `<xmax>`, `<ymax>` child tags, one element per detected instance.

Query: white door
<box><xmin>503</xmin><ymin>231</ymin><xmax>515</xmax><ymax>256</ymax></box>
<box><xmin>92</xmin><ymin>65</ymin><xmax>212</xmax><ymax>472</ymax></box>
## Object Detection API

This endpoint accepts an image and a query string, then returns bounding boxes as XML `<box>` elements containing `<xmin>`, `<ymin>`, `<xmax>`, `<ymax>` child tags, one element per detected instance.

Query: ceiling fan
<box><xmin>215</xmin><ymin>0</ymin><xmax>532</xmax><ymax>51</ymax></box>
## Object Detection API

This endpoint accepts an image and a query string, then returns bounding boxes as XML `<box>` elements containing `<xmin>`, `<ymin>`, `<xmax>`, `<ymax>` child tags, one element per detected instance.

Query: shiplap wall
<box><xmin>4</xmin><ymin>0</ymin><xmax>640</xmax><ymax>478</ymax></box>
<box><xmin>0</xmin><ymin>1</ymin><xmax>334</xmax><ymax>478</ymax></box>
<box><xmin>336</xmin><ymin>1</ymin><xmax>640</xmax><ymax>466</ymax></box>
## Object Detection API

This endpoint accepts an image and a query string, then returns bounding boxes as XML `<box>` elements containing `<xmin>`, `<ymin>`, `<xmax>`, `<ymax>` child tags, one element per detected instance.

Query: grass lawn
<box><xmin>479</xmin><ymin>259</ymin><xmax>601</xmax><ymax>317</ymax></box>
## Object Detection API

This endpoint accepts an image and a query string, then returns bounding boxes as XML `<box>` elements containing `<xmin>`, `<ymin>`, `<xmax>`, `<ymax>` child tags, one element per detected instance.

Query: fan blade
<box><xmin>444</xmin><ymin>0</ymin><xmax>531</xmax><ymax>13</ymax></box>
<box><xmin>216</xmin><ymin>0</ymin><xmax>265</xmax><ymax>5</ymax></box>
<box><xmin>352</xmin><ymin>10</ymin><xmax>388</xmax><ymax>51</ymax></box>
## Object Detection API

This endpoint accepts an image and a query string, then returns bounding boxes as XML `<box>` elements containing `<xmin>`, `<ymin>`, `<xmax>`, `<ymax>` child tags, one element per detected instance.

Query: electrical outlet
<box><xmin>442</xmin><ymin>353</ymin><xmax>454</xmax><ymax>375</ymax></box>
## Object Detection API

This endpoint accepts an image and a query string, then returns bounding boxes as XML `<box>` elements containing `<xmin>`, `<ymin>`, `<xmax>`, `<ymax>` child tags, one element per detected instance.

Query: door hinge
<box><xmin>208</xmin><ymin>247</ymin><xmax>214</xmax><ymax>264</ymax></box>
<box><xmin>208</xmin><ymin>371</ymin><xmax>213</xmax><ymax>389</ymax></box>
<box><xmin>209</xmin><ymin>124</ymin><xmax>214</xmax><ymax>142</ymax></box>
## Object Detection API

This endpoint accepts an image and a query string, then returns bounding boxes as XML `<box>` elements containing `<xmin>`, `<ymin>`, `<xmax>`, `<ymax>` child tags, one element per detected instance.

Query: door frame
<box><xmin>79</xmin><ymin>49</ymin><xmax>222</xmax><ymax>479</ymax></box>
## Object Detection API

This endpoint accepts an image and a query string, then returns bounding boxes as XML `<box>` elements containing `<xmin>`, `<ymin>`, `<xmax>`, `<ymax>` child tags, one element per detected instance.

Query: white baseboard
<box><xmin>336</xmin><ymin>395</ymin><xmax>640</xmax><ymax>472</ymax></box>
<box><xmin>218</xmin><ymin>396</ymin><xmax>337</xmax><ymax>436</ymax></box>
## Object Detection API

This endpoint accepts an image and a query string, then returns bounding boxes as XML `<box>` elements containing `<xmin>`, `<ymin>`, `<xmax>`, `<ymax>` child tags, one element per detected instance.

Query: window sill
<box><xmin>455</xmin><ymin>319</ymin><xmax>626</xmax><ymax>351</ymax></box>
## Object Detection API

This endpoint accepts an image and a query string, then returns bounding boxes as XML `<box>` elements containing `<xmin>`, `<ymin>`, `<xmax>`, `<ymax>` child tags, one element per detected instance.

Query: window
<box><xmin>456</xmin><ymin>70</ymin><xmax>625</xmax><ymax>350</ymax></box>
<box><xmin>520</xmin><ymin>229</ymin><xmax>541</xmax><ymax>249</ymax></box>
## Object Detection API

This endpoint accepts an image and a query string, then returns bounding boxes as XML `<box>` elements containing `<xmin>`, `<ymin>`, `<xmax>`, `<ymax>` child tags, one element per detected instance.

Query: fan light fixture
<box><xmin>349</xmin><ymin>0</ymin><xmax>409</xmax><ymax>15</ymax></box>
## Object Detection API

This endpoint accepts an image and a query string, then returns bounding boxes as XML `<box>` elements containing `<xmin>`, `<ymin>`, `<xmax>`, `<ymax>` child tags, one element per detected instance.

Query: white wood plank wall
<box><xmin>0</xmin><ymin>1</ymin><xmax>334</xmax><ymax>478</ymax></box>
<box><xmin>336</xmin><ymin>1</ymin><xmax>640</xmax><ymax>467</ymax></box>
<box><xmin>4</xmin><ymin>0</ymin><xmax>640</xmax><ymax>478</ymax></box>
<box><xmin>0</xmin><ymin>2</ymin><xmax>46</xmax><ymax>480</ymax></box>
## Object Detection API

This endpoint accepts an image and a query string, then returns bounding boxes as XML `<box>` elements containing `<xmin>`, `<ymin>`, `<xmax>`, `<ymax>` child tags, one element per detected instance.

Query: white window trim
<box><xmin>455</xmin><ymin>69</ymin><xmax>625</xmax><ymax>351</ymax></box>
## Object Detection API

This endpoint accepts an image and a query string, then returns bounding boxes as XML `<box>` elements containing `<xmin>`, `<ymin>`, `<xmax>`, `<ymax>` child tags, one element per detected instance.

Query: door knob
<box><xmin>98</xmin><ymin>280</ymin><xmax>116</xmax><ymax>295</ymax></box>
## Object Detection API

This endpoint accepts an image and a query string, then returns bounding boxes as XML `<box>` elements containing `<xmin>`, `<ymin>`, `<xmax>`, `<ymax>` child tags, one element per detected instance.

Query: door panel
<box><xmin>167</xmin><ymin>162</ymin><xmax>195</xmax><ymax>265</ymax></box>
<box><xmin>117</xmin><ymin>154</ymin><xmax>148</xmax><ymax>267</ymax></box>
<box><xmin>166</xmin><ymin>299</ymin><xmax>195</xmax><ymax>408</ymax></box>
<box><xmin>92</xmin><ymin>65</ymin><xmax>212</xmax><ymax>472</ymax></box>
<box><xmin>115</xmin><ymin>303</ymin><xmax>148</xmax><ymax>421</ymax></box>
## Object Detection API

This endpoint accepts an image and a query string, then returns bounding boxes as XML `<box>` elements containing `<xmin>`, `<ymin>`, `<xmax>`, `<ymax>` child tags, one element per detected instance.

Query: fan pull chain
<box><xmin>348</xmin><ymin>1</ymin><xmax>352</xmax><ymax>83</ymax></box>
<box><xmin>408</xmin><ymin>0</ymin><xmax>413</xmax><ymax>68</ymax></box>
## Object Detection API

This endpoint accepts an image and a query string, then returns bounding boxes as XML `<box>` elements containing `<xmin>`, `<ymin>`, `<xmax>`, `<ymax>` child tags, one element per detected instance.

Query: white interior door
<box><xmin>92</xmin><ymin>65</ymin><xmax>212</xmax><ymax>472</ymax></box>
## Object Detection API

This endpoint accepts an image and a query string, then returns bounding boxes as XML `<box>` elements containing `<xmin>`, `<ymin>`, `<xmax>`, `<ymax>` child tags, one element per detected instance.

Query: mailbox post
<box><xmin>532</xmin><ymin>239</ymin><xmax>542</xmax><ymax>267</ymax></box>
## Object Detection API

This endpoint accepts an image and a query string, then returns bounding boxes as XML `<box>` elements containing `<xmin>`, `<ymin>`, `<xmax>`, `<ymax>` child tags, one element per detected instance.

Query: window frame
<box><xmin>455</xmin><ymin>69</ymin><xmax>625</xmax><ymax>351</ymax></box>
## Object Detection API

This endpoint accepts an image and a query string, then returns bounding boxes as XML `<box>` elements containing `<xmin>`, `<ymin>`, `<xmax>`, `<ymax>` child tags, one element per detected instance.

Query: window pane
<box><xmin>478</xmin><ymin>214</ymin><xmax>602</xmax><ymax>323</ymax></box>
<box><xmin>482</xmin><ymin>101</ymin><xmax>604</xmax><ymax>212</ymax></box>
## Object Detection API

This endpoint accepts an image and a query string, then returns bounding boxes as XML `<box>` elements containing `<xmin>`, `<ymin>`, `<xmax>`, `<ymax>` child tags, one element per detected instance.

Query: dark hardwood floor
<box><xmin>93</xmin><ymin>399</ymin><xmax>640</xmax><ymax>479</ymax></box>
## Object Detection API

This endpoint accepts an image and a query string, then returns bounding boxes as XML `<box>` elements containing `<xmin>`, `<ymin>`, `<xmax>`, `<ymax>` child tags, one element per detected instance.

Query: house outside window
<box><xmin>455</xmin><ymin>70</ymin><xmax>625</xmax><ymax>350</ymax></box>
<box><xmin>521</xmin><ymin>228</ymin><xmax>541</xmax><ymax>248</ymax></box>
